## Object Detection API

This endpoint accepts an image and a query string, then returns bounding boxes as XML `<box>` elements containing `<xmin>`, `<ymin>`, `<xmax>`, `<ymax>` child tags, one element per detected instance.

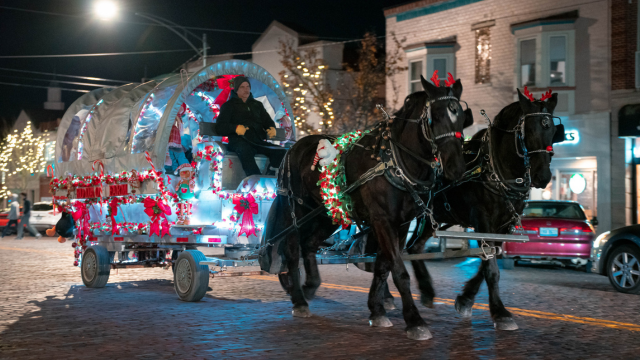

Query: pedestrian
<box><xmin>1</xmin><ymin>194</ymin><xmax>20</xmax><ymax>238</ymax></box>
<box><xmin>16</xmin><ymin>192</ymin><xmax>41</xmax><ymax>240</ymax></box>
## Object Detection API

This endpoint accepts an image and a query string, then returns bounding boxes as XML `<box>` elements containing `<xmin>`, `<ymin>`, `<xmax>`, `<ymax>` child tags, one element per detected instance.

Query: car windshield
<box><xmin>32</xmin><ymin>204</ymin><xmax>53</xmax><ymax>211</ymax></box>
<box><xmin>523</xmin><ymin>202</ymin><xmax>586</xmax><ymax>220</ymax></box>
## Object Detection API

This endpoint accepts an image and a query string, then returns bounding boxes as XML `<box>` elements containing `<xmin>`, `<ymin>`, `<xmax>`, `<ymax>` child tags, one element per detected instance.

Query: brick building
<box><xmin>385</xmin><ymin>0</ymin><xmax>640</xmax><ymax>234</ymax></box>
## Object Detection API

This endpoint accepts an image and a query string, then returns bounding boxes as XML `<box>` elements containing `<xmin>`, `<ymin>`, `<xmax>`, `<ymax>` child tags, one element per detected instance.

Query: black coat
<box><xmin>215</xmin><ymin>92</ymin><xmax>276</xmax><ymax>143</ymax></box>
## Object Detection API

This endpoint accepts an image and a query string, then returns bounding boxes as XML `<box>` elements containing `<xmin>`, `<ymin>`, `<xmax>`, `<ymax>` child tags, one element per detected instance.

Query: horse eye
<box><xmin>448</xmin><ymin>102</ymin><xmax>457</xmax><ymax>114</ymax></box>
<box><xmin>541</xmin><ymin>117</ymin><xmax>550</xmax><ymax>129</ymax></box>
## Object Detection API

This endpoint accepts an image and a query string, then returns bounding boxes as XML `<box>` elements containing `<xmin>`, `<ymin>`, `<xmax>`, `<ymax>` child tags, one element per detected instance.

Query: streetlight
<box><xmin>93</xmin><ymin>2</ymin><xmax>209</xmax><ymax>68</ymax></box>
<box><xmin>94</xmin><ymin>1</ymin><xmax>118</xmax><ymax>21</ymax></box>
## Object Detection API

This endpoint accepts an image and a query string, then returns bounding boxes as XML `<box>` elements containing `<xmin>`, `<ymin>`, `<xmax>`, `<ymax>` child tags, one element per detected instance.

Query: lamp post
<box><xmin>93</xmin><ymin>2</ymin><xmax>209</xmax><ymax>68</ymax></box>
<box><xmin>134</xmin><ymin>12</ymin><xmax>209</xmax><ymax>68</ymax></box>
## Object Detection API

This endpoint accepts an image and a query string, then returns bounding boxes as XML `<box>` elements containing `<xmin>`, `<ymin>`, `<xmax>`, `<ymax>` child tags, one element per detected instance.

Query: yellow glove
<box><xmin>236</xmin><ymin>125</ymin><xmax>249</xmax><ymax>136</ymax></box>
<box><xmin>267</xmin><ymin>127</ymin><xmax>277</xmax><ymax>139</ymax></box>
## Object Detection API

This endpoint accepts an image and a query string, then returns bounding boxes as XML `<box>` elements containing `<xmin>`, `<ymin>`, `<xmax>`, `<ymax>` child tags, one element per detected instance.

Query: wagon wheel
<box><xmin>81</xmin><ymin>245</ymin><xmax>111</xmax><ymax>288</ymax></box>
<box><xmin>278</xmin><ymin>259</ymin><xmax>306</xmax><ymax>295</ymax></box>
<box><xmin>173</xmin><ymin>250</ymin><xmax>209</xmax><ymax>302</ymax></box>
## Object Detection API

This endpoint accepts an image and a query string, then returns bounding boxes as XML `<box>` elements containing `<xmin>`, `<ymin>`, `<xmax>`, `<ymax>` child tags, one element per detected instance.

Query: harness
<box><xmin>436</xmin><ymin>108</ymin><xmax>557</xmax><ymax>232</ymax></box>
<box><xmin>257</xmin><ymin>96</ymin><xmax>466</xmax><ymax>254</ymax></box>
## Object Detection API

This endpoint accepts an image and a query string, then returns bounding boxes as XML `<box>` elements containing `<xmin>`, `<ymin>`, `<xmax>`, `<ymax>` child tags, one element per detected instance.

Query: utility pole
<box><xmin>203</xmin><ymin>33</ymin><xmax>207</xmax><ymax>67</ymax></box>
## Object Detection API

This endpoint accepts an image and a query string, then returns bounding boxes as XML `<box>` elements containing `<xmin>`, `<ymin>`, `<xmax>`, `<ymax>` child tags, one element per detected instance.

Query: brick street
<box><xmin>1</xmin><ymin>238</ymin><xmax>639</xmax><ymax>359</ymax></box>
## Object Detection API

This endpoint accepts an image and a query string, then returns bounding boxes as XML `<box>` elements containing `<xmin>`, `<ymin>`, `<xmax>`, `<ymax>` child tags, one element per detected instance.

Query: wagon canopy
<box><xmin>55</xmin><ymin>59</ymin><xmax>295</xmax><ymax>178</ymax></box>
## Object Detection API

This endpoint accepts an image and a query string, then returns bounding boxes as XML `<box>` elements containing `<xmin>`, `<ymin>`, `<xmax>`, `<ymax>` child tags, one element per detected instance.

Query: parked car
<box><xmin>503</xmin><ymin>200</ymin><xmax>596</xmax><ymax>269</ymax></box>
<box><xmin>0</xmin><ymin>206</ymin><xmax>23</xmax><ymax>234</ymax></box>
<box><xmin>590</xmin><ymin>225</ymin><xmax>640</xmax><ymax>294</ymax></box>
<box><xmin>30</xmin><ymin>202</ymin><xmax>61</xmax><ymax>233</ymax></box>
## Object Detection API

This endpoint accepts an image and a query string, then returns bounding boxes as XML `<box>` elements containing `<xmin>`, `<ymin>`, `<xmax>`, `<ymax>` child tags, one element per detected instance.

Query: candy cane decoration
<box><xmin>144</xmin><ymin>151</ymin><xmax>167</xmax><ymax>203</ymax></box>
<box><xmin>46</xmin><ymin>164</ymin><xmax>54</xmax><ymax>177</ymax></box>
<box><xmin>91</xmin><ymin>160</ymin><xmax>105</xmax><ymax>215</ymax></box>
<box><xmin>311</xmin><ymin>145</ymin><xmax>325</xmax><ymax>171</ymax></box>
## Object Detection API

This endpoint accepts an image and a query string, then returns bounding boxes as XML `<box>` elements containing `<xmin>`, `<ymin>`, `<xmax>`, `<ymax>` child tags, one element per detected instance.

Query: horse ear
<box><xmin>517</xmin><ymin>88</ymin><xmax>533</xmax><ymax>112</ymax></box>
<box><xmin>420</xmin><ymin>75</ymin><xmax>438</xmax><ymax>99</ymax></box>
<box><xmin>463</xmin><ymin>108</ymin><xmax>474</xmax><ymax>128</ymax></box>
<box><xmin>451</xmin><ymin>79</ymin><xmax>463</xmax><ymax>99</ymax></box>
<box><xmin>545</xmin><ymin>93</ymin><xmax>559</xmax><ymax>113</ymax></box>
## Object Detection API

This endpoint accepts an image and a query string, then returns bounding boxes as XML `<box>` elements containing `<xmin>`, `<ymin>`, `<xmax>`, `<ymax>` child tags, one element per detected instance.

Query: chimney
<box><xmin>44</xmin><ymin>81</ymin><xmax>64</xmax><ymax>110</ymax></box>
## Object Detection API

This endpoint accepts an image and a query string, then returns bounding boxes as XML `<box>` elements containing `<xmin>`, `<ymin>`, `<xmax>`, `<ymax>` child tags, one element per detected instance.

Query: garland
<box><xmin>317</xmin><ymin>130</ymin><xmax>368</xmax><ymax>229</ymax></box>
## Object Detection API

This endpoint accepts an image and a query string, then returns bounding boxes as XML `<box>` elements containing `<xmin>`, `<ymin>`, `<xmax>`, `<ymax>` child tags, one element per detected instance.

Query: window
<box><xmin>520</xmin><ymin>39</ymin><xmax>536</xmax><ymax>87</ymax></box>
<box><xmin>549</xmin><ymin>36</ymin><xmax>566</xmax><ymax>85</ymax></box>
<box><xmin>475</xmin><ymin>27</ymin><xmax>491</xmax><ymax>84</ymax></box>
<box><xmin>427</xmin><ymin>54</ymin><xmax>454</xmax><ymax>82</ymax></box>
<box><xmin>409</xmin><ymin>60</ymin><xmax>423</xmax><ymax>93</ymax></box>
<box><xmin>44</xmin><ymin>141</ymin><xmax>55</xmax><ymax>162</ymax></box>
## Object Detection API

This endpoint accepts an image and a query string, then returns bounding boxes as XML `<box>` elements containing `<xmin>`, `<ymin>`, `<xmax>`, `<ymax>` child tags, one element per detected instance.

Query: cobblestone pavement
<box><xmin>1</xmin><ymin>238</ymin><xmax>639</xmax><ymax>359</ymax></box>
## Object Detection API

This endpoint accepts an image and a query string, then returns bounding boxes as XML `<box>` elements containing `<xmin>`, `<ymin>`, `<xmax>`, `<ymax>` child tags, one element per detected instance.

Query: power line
<box><xmin>0</xmin><ymin>74</ymin><xmax>118</xmax><ymax>88</ymax></box>
<box><xmin>0</xmin><ymin>67</ymin><xmax>131</xmax><ymax>83</ymax></box>
<box><xmin>0</xmin><ymin>48</ymin><xmax>198</xmax><ymax>59</ymax></box>
<box><xmin>0</xmin><ymin>5</ymin><xmax>351</xmax><ymax>40</ymax></box>
<box><xmin>0</xmin><ymin>81</ymin><xmax>89</xmax><ymax>93</ymax></box>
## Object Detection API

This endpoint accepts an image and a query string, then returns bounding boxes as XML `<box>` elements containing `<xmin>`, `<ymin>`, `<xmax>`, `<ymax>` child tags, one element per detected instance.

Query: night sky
<box><xmin>0</xmin><ymin>0</ymin><xmax>408</xmax><ymax>123</ymax></box>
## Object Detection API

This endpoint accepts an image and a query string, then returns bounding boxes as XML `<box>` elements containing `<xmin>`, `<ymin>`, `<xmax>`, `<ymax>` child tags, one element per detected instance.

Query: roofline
<box><xmin>252</xmin><ymin>20</ymin><xmax>300</xmax><ymax>51</ymax></box>
<box><xmin>384</xmin><ymin>0</ymin><xmax>483</xmax><ymax>20</ymax></box>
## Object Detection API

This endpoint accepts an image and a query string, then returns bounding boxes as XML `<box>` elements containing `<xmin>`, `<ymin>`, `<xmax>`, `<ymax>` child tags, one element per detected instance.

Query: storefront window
<box><xmin>520</xmin><ymin>39</ymin><xmax>536</xmax><ymax>87</ymax></box>
<box><xmin>539</xmin><ymin>170</ymin><xmax>597</xmax><ymax>219</ymax></box>
<box><xmin>409</xmin><ymin>61</ymin><xmax>423</xmax><ymax>93</ymax></box>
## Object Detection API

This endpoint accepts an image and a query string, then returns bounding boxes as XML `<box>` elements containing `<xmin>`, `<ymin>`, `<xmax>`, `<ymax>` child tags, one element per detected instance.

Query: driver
<box><xmin>215</xmin><ymin>76</ymin><xmax>286</xmax><ymax>176</ymax></box>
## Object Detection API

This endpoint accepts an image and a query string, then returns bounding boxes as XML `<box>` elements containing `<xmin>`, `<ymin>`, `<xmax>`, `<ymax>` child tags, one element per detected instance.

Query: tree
<box><xmin>0</xmin><ymin>122</ymin><xmax>46</xmax><ymax>199</ymax></box>
<box><xmin>278</xmin><ymin>32</ymin><xmax>407</xmax><ymax>136</ymax></box>
<box><xmin>333</xmin><ymin>32</ymin><xmax>407</xmax><ymax>133</ymax></box>
<box><xmin>279</xmin><ymin>39</ymin><xmax>335</xmax><ymax>136</ymax></box>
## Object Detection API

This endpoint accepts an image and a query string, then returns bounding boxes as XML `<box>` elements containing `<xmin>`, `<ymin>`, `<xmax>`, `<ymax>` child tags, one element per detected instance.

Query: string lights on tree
<box><xmin>279</xmin><ymin>40</ymin><xmax>335</xmax><ymax>135</ymax></box>
<box><xmin>0</xmin><ymin>121</ymin><xmax>47</xmax><ymax>199</ymax></box>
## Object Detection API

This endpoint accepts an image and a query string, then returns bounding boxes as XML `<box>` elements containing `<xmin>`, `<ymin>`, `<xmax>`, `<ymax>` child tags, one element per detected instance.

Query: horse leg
<box><xmin>368</xmin><ymin>253</ymin><xmax>394</xmax><ymax>327</ymax></box>
<box><xmin>382</xmin><ymin>281</ymin><xmax>396</xmax><ymax>311</ymax></box>
<box><xmin>454</xmin><ymin>262</ymin><xmax>485</xmax><ymax>317</ymax></box>
<box><xmin>407</xmin><ymin>227</ymin><xmax>436</xmax><ymax>308</ymax></box>
<box><xmin>301</xmin><ymin>245</ymin><xmax>321</xmax><ymax>301</ymax></box>
<box><xmin>284</xmin><ymin>232</ymin><xmax>311</xmax><ymax>318</ymax></box>
<box><xmin>483</xmin><ymin>253</ymin><xmax>518</xmax><ymax>330</ymax></box>
<box><xmin>374</xmin><ymin>218</ymin><xmax>431</xmax><ymax>340</ymax></box>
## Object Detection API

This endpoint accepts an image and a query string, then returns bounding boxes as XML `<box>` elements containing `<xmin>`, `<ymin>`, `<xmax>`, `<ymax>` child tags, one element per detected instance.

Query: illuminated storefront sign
<box><xmin>569</xmin><ymin>174</ymin><xmax>586</xmax><ymax>194</ymax></box>
<box><xmin>557</xmin><ymin>129</ymin><xmax>579</xmax><ymax>145</ymax></box>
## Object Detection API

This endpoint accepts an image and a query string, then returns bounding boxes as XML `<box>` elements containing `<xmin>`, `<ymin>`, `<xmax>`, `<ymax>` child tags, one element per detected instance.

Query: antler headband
<box><xmin>524</xmin><ymin>86</ymin><xmax>553</xmax><ymax>102</ymax></box>
<box><xmin>430</xmin><ymin>70</ymin><xmax>456</xmax><ymax>87</ymax></box>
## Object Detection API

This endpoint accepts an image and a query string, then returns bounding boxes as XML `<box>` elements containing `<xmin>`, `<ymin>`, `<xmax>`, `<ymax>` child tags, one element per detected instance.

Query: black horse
<box><xmin>262</xmin><ymin>75</ymin><xmax>472</xmax><ymax>340</ymax></box>
<box><xmin>380</xmin><ymin>88</ymin><xmax>561</xmax><ymax>331</ymax></box>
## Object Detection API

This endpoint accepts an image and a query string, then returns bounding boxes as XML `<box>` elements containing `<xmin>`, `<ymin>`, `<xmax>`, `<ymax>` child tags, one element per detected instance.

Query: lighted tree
<box><xmin>0</xmin><ymin>122</ymin><xmax>46</xmax><ymax>198</ymax></box>
<box><xmin>279</xmin><ymin>40</ymin><xmax>335</xmax><ymax>136</ymax></box>
<box><xmin>333</xmin><ymin>32</ymin><xmax>407</xmax><ymax>133</ymax></box>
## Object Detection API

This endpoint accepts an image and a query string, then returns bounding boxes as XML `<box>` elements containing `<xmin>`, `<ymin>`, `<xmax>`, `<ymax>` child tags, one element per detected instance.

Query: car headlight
<box><xmin>593</xmin><ymin>231</ymin><xmax>610</xmax><ymax>248</ymax></box>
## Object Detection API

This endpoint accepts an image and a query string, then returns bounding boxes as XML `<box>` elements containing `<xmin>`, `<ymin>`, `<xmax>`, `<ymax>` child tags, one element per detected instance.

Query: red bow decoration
<box><xmin>232</xmin><ymin>193</ymin><xmax>259</xmax><ymax>237</ymax></box>
<box><xmin>214</xmin><ymin>74</ymin><xmax>244</xmax><ymax>105</ymax></box>
<box><xmin>144</xmin><ymin>197</ymin><xmax>171</xmax><ymax>238</ymax></box>
<box><xmin>70</xmin><ymin>202</ymin><xmax>91</xmax><ymax>241</ymax></box>
<box><xmin>109</xmin><ymin>198</ymin><xmax>120</xmax><ymax>235</ymax></box>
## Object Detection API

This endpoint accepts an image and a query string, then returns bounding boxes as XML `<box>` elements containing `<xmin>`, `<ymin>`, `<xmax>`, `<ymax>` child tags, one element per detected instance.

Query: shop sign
<box><xmin>557</xmin><ymin>129</ymin><xmax>579</xmax><ymax>145</ymax></box>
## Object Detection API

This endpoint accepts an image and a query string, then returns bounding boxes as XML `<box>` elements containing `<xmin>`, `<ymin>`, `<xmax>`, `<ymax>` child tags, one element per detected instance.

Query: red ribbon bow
<box><xmin>214</xmin><ymin>75</ymin><xmax>244</xmax><ymax>105</ymax></box>
<box><xmin>232</xmin><ymin>193</ymin><xmax>259</xmax><ymax>237</ymax></box>
<box><xmin>109</xmin><ymin>198</ymin><xmax>120</xmax><ymax>235</ymax></box>
<box><xmin>70</xmin><ymin>202</ymin><xmax>91</xmax><ymax>241</ymax></box>
<box><xmin>144</xmin><ymin>197</ymin><xmax>171</xmax><ymax>237</ymax></box>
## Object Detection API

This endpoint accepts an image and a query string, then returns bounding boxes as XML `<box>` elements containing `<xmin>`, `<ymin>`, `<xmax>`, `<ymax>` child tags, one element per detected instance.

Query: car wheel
<box><xmin>606</xmin><ymin>245</ymin><xmax>640</xmax><ymax>294</ymax></box>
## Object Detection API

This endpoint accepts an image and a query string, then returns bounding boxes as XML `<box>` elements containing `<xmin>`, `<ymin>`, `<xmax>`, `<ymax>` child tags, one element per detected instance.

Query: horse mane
<box><xmin>395</xmin><ymin>92</ymin><xmax>427</xmax><ymax>119</ymax></box>
<box><xmin>493</xmin><ymin>101</ymin><xmax>522</xmax><ymax>128</ymax></box>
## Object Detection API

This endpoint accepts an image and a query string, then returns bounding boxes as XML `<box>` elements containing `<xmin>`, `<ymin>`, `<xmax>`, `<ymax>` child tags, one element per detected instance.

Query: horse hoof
<box><xmin>455</xmin><ymin>296</ymin><xmax>473</xmax><ymax>317</ymax></box>
<box><xmin>494</xmin><ymin>317</ymin><xmax>518</xmax><ymax>331</ymax></box>
<box><xmin>421</xmin><ymin>296</ymin><xmax>434</xmax><ymax>309</ymax></box>
<box><xmin>292</xmin><ymin>306</ymin><xmax>312</xmax><ymax>318</ymax></box>
<box><xmin>383</xmin><ymin>298</ymin><xmax>397</xmax><ymax>311</ymax></box>
<box><xmin>406</xmin><ymin>326</ymin><xmax>433</xmax><ymax>341</ymax></box>
<box><xmin>369</xmin><ymin>316</ymin><xmax>393</xmax><ymax>327</ymax></box>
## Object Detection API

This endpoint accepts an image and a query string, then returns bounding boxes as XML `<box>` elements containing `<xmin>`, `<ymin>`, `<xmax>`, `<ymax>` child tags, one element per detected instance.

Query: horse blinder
<box><xmin>552</xmin><ymin>124</ymin><xmax>565</xmax><ymax>144</ymax></box>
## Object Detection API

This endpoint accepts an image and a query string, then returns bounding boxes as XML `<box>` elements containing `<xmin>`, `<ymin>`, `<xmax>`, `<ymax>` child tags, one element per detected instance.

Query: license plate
<box><xmin>539</xmin><ymin>227</ymin><xmax>558</xmax><ymax>237</ymax></box>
